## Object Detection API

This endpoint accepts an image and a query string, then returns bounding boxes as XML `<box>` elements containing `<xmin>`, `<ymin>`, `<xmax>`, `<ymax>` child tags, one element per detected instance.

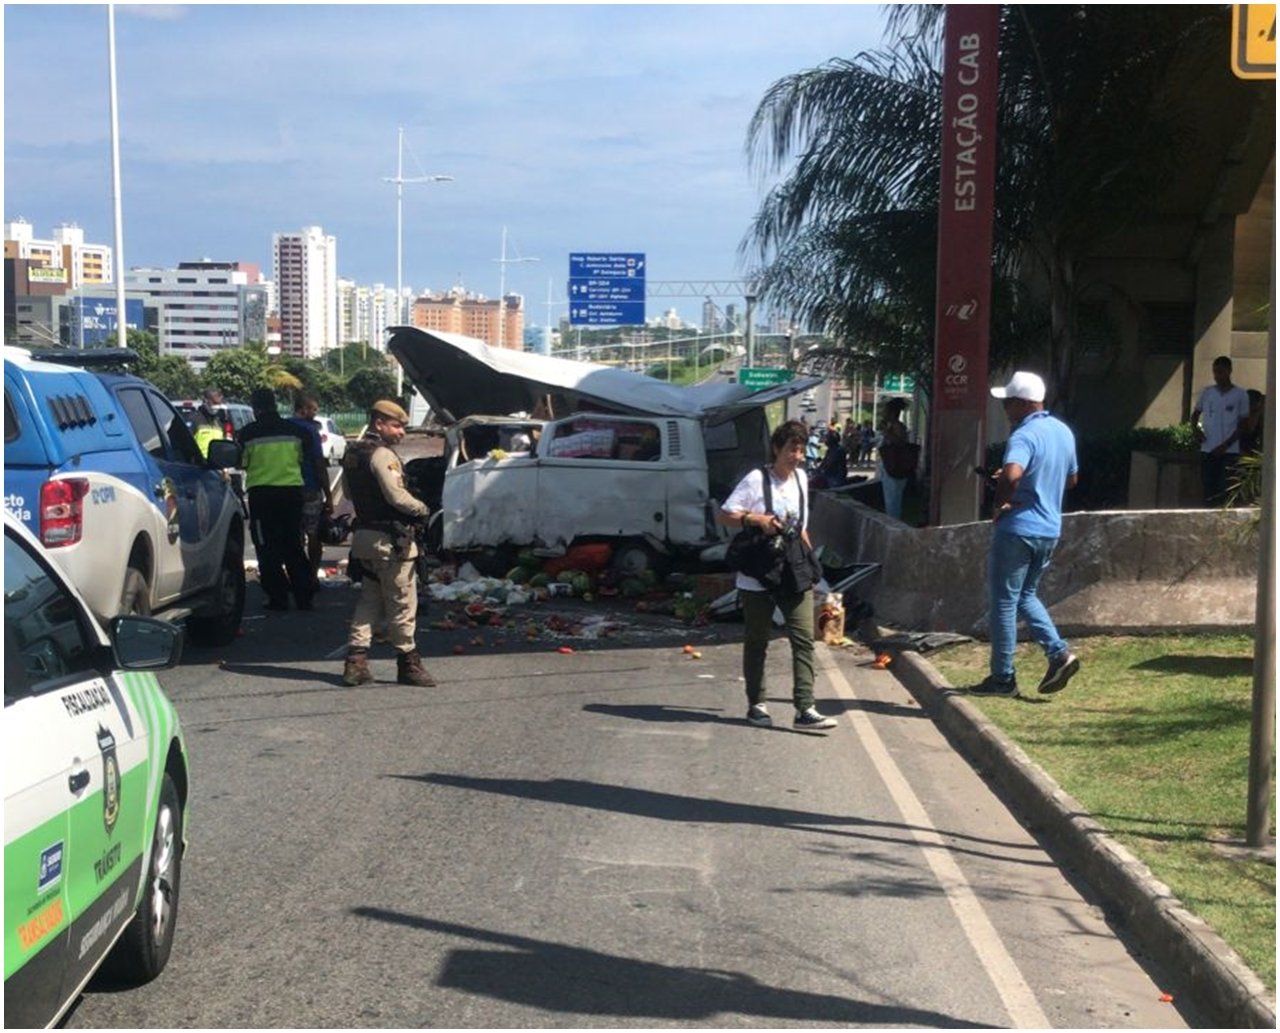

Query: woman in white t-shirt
<box><xmin>719</xmin><ymin>420</ymin><xmax>838</xmax><ymax>731</ymax></box>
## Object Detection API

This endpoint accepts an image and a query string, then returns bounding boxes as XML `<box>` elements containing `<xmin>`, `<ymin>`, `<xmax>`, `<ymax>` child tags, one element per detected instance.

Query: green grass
<box><xmin>930</xmin><ymin>634</ymin><xmax>1275</xmax><ymax>990</ymax></box>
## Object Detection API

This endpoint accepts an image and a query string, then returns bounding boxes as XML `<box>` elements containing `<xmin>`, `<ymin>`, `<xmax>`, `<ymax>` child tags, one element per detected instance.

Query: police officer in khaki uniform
<box><xmin>342</xmin><ymin>400</ymin><xmax>433</xmax><ymax>687</ymax></box>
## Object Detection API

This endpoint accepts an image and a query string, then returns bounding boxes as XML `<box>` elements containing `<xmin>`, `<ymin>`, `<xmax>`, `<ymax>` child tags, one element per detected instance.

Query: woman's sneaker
<box><xmin>794</xmin><ymin>707</ymin><xmax>837</xmax><ymax>730</ymax></box>
<box><xmin>1038</xmin><ymin>652</ymin><xmax>1080</xmax><ymax>694</ymax></box>
<box><xmin>746</xmin><ymin>703</ymin><xmax>773</xmax><ymax>727</ymax></box>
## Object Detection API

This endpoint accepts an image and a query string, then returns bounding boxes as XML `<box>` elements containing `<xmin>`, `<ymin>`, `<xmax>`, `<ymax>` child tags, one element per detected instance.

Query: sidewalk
<box><xmin>878</xmin><ymin>630</ymin><xmax>1276</xmax><ymax>1029</ymax></box>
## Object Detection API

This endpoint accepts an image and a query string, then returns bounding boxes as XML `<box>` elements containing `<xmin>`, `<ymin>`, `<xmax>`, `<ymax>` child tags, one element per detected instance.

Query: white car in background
<box><xmin>317</xmin><ymin>417</ymin><xmax>348</xmax><ymax>466</ymax></box>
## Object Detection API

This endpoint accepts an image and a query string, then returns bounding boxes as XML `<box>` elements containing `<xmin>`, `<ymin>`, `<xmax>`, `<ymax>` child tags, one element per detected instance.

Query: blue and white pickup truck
<box><xmin>4</xmin><ymin>347</ymin><xmax>246</xmax><ymax>647</ymax></box>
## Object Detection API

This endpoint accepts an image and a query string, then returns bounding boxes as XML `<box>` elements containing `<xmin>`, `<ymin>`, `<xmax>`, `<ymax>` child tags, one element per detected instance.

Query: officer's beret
<box><xmin>370</xmin><ymin>399</ymin><xmax>410</xmax><ymax>424</ymax></box>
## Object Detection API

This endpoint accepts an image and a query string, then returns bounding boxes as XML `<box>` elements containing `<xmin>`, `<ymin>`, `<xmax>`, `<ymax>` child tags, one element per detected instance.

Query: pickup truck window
<box><xmin>117</xmin><ymin>387</ymin><xmax>165</xmax><ymax>459</ymax></box>
<box><xmin>146</xmin><ymin>392</ymin><xmax>204</xmax><ymax>466</ymax></box>
<box><xmin>4</xmin><ymin>393</ymin><xmax>18</xmax><ymax>444</ymax></box>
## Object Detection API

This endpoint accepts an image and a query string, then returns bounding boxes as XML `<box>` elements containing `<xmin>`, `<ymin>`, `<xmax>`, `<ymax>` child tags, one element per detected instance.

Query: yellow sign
<box><xmin>1233</xmin><ymin>4</ymin><xmax>1276</xmax><ymax>79</ymax></box>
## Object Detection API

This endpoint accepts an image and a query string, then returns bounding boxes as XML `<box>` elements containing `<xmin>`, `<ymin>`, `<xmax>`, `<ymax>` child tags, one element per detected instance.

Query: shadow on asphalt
<box><xmin>349</xmin><ymin>908</ymin><xmax>994</xmax><ymax>1028</ymax></box>
<box><xmin>581</xmin><ymin>703</ymin><xmax>729</xmax><ymax>725</ymax></box>
<box><xmin>387</xmin><ymin>773</ymin><xmax>1059</xmax><ymax>868</ymax></box>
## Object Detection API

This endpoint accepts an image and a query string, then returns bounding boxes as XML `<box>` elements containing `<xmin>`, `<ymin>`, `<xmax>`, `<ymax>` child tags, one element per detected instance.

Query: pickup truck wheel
<box><xmin>185</xmin><ymin>542</ymin><xmax>246</xmax><ymax>647</ymax></box>
<box><xmin>107</xmin><ymin>774</ymin><xmax>181</xmax><ymax>984</ymax></box>
<box><xmin>120</xmin><ymin>566</ymin><xmax>151</xmax><ymax>617</ymax></box>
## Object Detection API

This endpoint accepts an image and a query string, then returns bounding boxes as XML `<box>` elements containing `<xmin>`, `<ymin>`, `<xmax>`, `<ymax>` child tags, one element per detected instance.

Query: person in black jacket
<box><xmin>239</xmin><ymin>388</ymin><xmax>316</xmax><ymax>611</ymax></box>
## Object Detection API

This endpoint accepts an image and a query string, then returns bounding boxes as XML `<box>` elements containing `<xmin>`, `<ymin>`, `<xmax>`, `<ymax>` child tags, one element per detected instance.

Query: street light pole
<box><xmin>383</xmin><ymin>126</ymin><xmax>451</xmax><ymax>390</ymax></box>
<box><xmin>107</xmin><ymin>5</ymin><xmax>127</xmax><ymax>350</ymax></box>
<box><xmin>493</xmin><ymin>225</ymin><xmax>539</xmax><ymax>350</ymax></box>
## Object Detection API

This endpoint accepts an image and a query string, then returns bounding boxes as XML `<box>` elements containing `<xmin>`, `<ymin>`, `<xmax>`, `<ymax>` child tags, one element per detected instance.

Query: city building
<box><xmin>410</xmin><ymin>288</ymin><xmax>524</xmax><ymax>349</ymax></box>
<box><xmin>125</xmin><ymin>260</ymin><xmax>267</xmax><ymax>367</ymax></box>
<box><xmin>334</xmin><ymin>280</ymin><xmax>402</xmax><ymax>352</ymax></box>
<box><xmin>272</xmin><ymin>225</ymin><xmax>338</xmax><ymax>359</ymax></box>
<box><xmin>3</xmin><ymin>220</ymin><xmax>112</xmax><ymax>289</ymax></box>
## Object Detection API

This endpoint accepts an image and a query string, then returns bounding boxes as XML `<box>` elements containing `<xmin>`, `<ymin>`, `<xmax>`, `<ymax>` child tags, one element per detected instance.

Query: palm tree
<box><xmin>742</xmin><ymin>5</ymin><xmax>1254</xmax><ymax>414</ymax></box>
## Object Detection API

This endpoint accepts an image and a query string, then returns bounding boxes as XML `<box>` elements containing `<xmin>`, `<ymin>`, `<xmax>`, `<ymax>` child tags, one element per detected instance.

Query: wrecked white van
<box><xmin>388</xmin><ymin>327</ymin><xmax>821</xmax><ymax>571</ymax></box>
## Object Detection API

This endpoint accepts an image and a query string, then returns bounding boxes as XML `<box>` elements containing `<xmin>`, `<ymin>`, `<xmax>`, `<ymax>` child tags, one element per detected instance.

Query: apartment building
<box><xmin>410</xmin><ymin>288</ymin><xmax>524</xmax><ymax>349</ymax></box>
<box><xmin>272</xmin><ymin>225</ymin><xmax>338</xmax><ymax>359</ymax></box>
<box><xmin>125</xmin><ymin>260</ymin><xmax>267</xmax><ymax>367</ymax></box>
<box><xmin>3</xmin><ymin>220</ymin><xmax>112</xmax><ymax>289</ymax></box>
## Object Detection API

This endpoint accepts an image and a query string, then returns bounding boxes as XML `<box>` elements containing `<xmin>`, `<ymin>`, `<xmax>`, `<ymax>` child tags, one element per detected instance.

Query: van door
<box><xmin>534</xmin><ymin>416</ymin><xmax>706</xmax><ymax>547</ymax></box>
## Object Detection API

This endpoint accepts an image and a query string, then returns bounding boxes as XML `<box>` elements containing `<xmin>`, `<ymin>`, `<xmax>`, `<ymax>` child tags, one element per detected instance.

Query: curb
<box><xmin>881</xmin><ymin>637</ymin><xmax>1276</xmax><ymax>1029</ymax></box>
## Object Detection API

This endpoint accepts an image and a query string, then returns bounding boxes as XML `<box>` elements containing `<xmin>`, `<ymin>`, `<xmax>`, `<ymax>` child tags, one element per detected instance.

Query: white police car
<box><xmin>3</xmin><ymin>510</ymin><xmax>190</xmax><ymax>1028</ymax></box>
<box><xmin>4</xmin><ymin>347</ymin><xmax>246</xmax><ymax>646</ymax></box>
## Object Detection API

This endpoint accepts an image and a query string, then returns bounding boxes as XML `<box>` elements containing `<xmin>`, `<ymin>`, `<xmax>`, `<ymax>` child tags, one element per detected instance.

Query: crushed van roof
<box><xmin>386</xmin><ymin>326</ymin><xmax>822</xmax><ymax>423</ymax></box>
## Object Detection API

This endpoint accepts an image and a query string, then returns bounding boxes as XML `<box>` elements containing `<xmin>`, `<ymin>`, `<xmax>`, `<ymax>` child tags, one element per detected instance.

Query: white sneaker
<box><xmin>794</xmin><ymin>707</ymin><xmax>837</xmax><ymax>730</ymax></box>
<box><xmin>746</xmin><ymin>703</ymin><xmax>773</xmax><ymax>727</ymax></box>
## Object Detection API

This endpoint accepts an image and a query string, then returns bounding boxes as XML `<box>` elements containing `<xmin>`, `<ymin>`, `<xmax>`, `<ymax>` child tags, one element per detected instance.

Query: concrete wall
<box><xmin>811</xmin><ymin>492</ymin><xmax>1260</xmax><ymax>637</ymax></box>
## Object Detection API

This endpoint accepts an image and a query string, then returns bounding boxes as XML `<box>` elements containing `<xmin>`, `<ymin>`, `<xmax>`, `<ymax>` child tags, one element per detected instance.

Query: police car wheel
<box><xmin>109</xmin><ymin>774</ymin><xmax>182</xmax><ymax>983</ymax></box>
<box><xmin>119</xmin><ymin>566</ymin><xmax>151</xmax><ymax>617</ymax></box>
<box><xmin>186</xmin><ymin>541</ymin><xmax>246</xmax><ymax>647</ymax></box>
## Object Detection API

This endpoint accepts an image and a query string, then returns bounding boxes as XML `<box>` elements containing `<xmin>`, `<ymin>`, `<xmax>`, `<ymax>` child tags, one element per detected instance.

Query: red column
<box><xmin>929</xmin><ymin>5</ymin><xmax>1000</xmax><ymax>526</ymax></box>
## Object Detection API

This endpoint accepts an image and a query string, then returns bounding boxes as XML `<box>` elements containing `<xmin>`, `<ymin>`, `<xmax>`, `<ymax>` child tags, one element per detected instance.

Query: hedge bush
<box><xmin>984</xmin><ymin>424</ymin><xmax>1196</xmax><ymax>511</ymax></box>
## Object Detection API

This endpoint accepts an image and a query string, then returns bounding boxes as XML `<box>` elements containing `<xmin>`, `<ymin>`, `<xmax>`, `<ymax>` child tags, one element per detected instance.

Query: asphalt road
<box><xmin>64</xmin><ymin>581</ymin><xmax>1198</xmax><ymax>1028</ymax></box>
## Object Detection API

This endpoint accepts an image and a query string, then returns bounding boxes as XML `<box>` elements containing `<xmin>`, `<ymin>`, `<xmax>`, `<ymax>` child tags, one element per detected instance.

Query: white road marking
<box><xmin>819</xmin><ymin>649</ymin><xmax>1052</xmax><ymax>1029</ymax></box>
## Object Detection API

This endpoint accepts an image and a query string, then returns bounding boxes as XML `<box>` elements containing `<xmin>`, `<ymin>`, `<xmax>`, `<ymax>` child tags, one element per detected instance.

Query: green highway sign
<box><xmin>738</xmin><ymin>367</ymin><xmax>795</xmax><ymax>390</ymax></box>
<box><xmin>881</xmin><ymin>373</ymin><xmax>915</xmax><ymax>394</ymax></box>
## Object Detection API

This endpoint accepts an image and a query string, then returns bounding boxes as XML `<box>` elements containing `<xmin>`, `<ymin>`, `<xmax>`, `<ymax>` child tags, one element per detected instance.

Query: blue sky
<box><xmin>5</xmin><ymin>3</ymin><xmax>887</xmax><ymax>324</ymax></box>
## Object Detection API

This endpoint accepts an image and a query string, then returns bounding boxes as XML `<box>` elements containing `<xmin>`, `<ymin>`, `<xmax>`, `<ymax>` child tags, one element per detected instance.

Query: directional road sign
<box><xmin>569</xmin><ymin>252</ymin><xmax>646</xmax><ymax>327</ymax></box>
<box><xmin>738</xmin><ymin>367</ymin><xmax>794</xmax><ymax>390</ymax></box>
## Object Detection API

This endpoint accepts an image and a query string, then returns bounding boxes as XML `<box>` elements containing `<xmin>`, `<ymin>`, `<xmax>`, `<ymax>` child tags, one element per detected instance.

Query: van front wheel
<box><xmin>610</xmin><ymin>540</ymin><xmax>667</xmax><ymax>580</ymax></box>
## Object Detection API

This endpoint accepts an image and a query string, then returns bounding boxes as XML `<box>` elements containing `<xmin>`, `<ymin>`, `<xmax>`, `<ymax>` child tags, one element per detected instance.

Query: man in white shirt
<box><xmin>1190</xmin><ymin>356</ymin><xmax>1250</xmax><ymax>506</ymax></box>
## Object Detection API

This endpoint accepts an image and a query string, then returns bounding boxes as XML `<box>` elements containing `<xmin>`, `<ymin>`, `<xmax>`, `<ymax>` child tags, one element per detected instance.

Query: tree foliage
<box><xmin>126</xmin><ymin>330</ymin><xmax>202</xmax><ymax>398</ymax></box>
<box><xmin>201</xmin><ymin>347</ymin><xmax>270</xmax><ymax>402</ymax></box>
<box><xmin>345</xmin><ymin>366</ymin><xmax>399</xmax><ymax>412</ymax></box>
<box><xmin>742</xmin><ymin>5</ymin><xmax>1250</xmax><ymax>414</ymax></box>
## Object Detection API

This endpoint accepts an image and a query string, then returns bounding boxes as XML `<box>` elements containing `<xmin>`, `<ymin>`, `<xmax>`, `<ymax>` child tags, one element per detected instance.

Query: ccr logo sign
<box><xmin>945</xmin><ymin>354</ymin><xmax>969</xmax><ymax>391</ymax></box>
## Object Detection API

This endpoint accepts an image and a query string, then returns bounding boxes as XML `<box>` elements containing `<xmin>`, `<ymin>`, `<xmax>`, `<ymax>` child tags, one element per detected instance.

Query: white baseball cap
<box><xmin>990</xmin><ymin>371</ymin><xmax>1046</xmax><ymax>402</ymax></box>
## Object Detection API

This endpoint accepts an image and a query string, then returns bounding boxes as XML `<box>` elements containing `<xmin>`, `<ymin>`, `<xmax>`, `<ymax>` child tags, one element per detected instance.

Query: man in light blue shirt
<box><xmin>972</xmin><ymin>371</ymin><xmax>1080</xmax><ymax>697</ymax></box>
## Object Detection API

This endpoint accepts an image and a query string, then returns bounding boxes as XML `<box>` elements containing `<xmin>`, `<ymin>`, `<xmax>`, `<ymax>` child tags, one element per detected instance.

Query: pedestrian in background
<box><xmin>859</xmin><ymin>422</ymin><xmax>876</xmax><ymax>465</ymax></box>
<box><xmin>877</xmin><ymin>398</ymin><xmax>913</xmax><ymax>519</ymax></box>
<box><xmin>288</xmin><ymin>393</ymin><xmax>335</xmax><ymax>590</ymax></box>
<box><xmin>341</xmin><ymin>400</ymin><xmax>434</xmax><ymax>688</ymax></box>
<box><xmin>1241</xmin><ymin>389</ymin><xmax>1266</xmax><ymax>456</ymax></box>
<box><xmin>817</xmin><ymin>429</ymin><xmax>848</xmax><ymax>488</ymax></box>
<box><xmin>719</xmin><ymin>419</ymin><xmax>837</xmax><ymax>731</ymax></box>
<box><xmin>805</xmin><ymin>423</ymin><xmax>823</xmax><ymax>467</ymax></box>
<box><xmin>190</xmin><ymin>387</ymin><xmax>227</xmax><ymax>458</ymax></box>
<box><xmin>842</xmin><ymin>416</ymin><xmax>858</xmax><ymax>457</ymax></box>
<box><xmin>1190</xmin><ymin>356</ymin><xmax>1250</xmax><ymax>506</ymax></box>
<box><xmin>240</xmin><ymin>388</ymin><xmax>315</xmax><ymax>611</ymax></box>
<box><xmin>972</xmin><ymin>371</ymin><xmax>1080</xmax><ymax>698</ymax></box>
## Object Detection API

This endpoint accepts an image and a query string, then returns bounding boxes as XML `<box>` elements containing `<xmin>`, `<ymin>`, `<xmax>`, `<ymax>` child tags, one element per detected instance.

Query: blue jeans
<box><xmin>988</xmin><ymin>531</ymin><xmax>1069</xmax><ymax>682</ymax></box>
<box><xmin>878</xmin><ymin>463</ymin><xmax>907</xmax><ymax>520</ymax></box>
